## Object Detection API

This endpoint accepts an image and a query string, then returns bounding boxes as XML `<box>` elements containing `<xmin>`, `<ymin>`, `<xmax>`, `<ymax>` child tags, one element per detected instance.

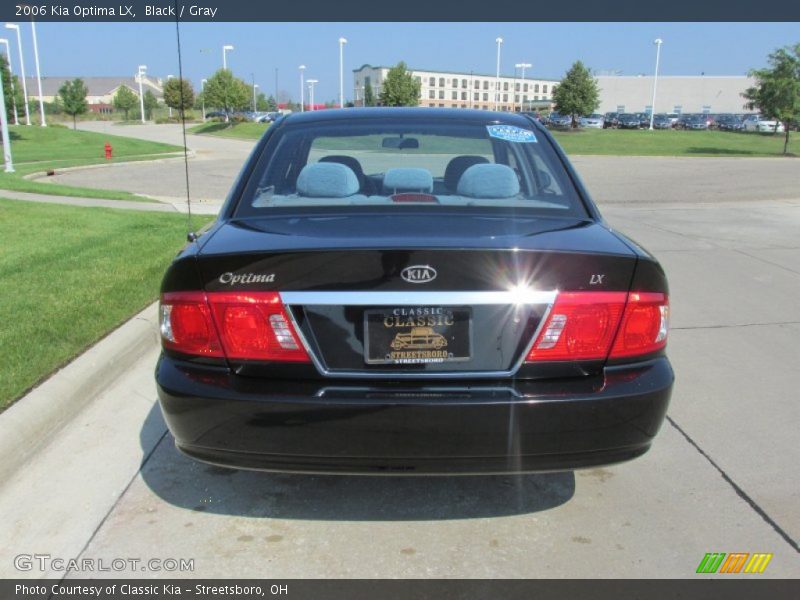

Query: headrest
<box><xmin>444</xmin><ymin>155</ymin><xmax>490</xmax><ymax>191</ymax></box>
<box><xmin>383</xmin><ymin>168</ymin><xmax>434</xmax><ymax>194</ymax></box>
<box><xmin>319</xmin><ymin>155</ymin><xmax>365</xmax><ymax>179</ymax></box>
<box><xmin>296</xmin><ymin>162</ymin><xmax>359</xmax><ymax>198</ymax></box>
<box><xmin>456</xmin><ymin>164</ymin><xmax>520</xmax><ymax>199</ymax></box>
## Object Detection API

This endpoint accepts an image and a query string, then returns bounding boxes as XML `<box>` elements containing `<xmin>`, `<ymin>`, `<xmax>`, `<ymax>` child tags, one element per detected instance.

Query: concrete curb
<box><xmin>0</xmin><ymin>303</ymin><xmax>160</xmax><ymax>482</ymax></box>
<box><xmin>22</xmin><ymin>150</ymin><xmax>197</xmax><ymax>182</ymax></box>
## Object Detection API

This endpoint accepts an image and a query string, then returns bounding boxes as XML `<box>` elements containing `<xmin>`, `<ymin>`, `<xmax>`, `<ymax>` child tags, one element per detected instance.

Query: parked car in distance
<box><xmin>635</xmin><ymin>113</ymin><xmax>650</xmax><ymax>128</ymax></box>
<box><xmin>666</xmin><ymin>113</ymin><xmax>681</xmax><ymax>126</ymax></box>
<box><xmin>155</xmin><ymin>107</ymin><xmax>674</xmax><ymax>475</ymax></box>
<box><xmin>603</xmin><ymin>112</ymin><xmax>619</xmax><ymax>128</ymax></box>
<box><xmin>715</xmin><ymin>114</ymin><xmax>744</xmax><ymax>131</ymax></box>
<box><xmin>652</xmin><ymin>114</ymin><xmax>673</xmax><ymax>129</ymax></box>
<box><xmin>743</xmin><ymin>115</ymin><xmax>785</xmax><ymax>133</ymax></box>
<box><xmin>617</xmin><ymin>113</ymin><xmax>642</xmax><ymax>129</ymax></box>
<box><xmin>547</xmin><ymin>112</ymin><xmax>572</xmax><ymax>128</ymax></box>
<box><xmin>580</xmin><ymin>114</ymin><xmax>605</xmax><ymax>129</ymax></box>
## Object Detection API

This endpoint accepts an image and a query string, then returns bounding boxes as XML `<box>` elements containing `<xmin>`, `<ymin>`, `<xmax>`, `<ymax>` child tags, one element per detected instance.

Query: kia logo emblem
<box><xmin>401</xmin><ymin>265</ymin><xmax>437</xmax><ymax>284</ymax></box>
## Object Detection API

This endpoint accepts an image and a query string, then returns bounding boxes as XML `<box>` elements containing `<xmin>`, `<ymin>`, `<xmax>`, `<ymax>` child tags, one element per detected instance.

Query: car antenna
<box><xmin>173</xmin><ymin>4</ymin><xmax>197</xmax><ymax>244</ymax></box>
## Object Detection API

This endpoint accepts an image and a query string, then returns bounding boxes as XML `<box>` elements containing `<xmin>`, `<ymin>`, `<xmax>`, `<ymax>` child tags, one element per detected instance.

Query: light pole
<box><xmin>0</xmin><ymin>38</ymin><xmax>19</xmax><ymax>124</ymax></box>
<box><xmin>0</xmin><ymin>67</ymin><xmax>13</xmax><ymax>172</ymax></box>
<box><xmin>299</xmin><ymin>65</ymin><xmax>306</xmax><ymax>112</ymax></box>
<box><xmin>201</xmin><ymin>78</ymin><xmax>207</xmax><ymax>122</ymax></box>
<box><xmin>649</xmin><ymin>39</ymin><xmax>663</xmax><ymax>131</ymax></box>
<box><xmin>222</xmin><ymin>44</ymin><xmax>234</xmax><ymax>70</ymax></box>
<box><xmin>307</xmin><ymin>79</ymin><xmax>318</xmax><ymax>111</ymax></box>
<box><xmin>137</xmin><ymin>65</ymin><xmax>147</xmax><ymax>124</ymax></box>
<box><xmin>494</xmin><ymin>37</ymin><xmax>503</xmax><ymax>111</ymax></box>
<box><xmin>5</xmin><ymin>24</ymin><xmax>29</xmax><ymax>125</ymax></box>
<box><xmin>30</xmin><ymin>20</ymin><xmax>45</xmax><ymax>126</ymax></box>
<box><xmin>515</xmin><ymin>62</ymin><xmax>531</xmax><ymax>113</ymax></box>
<box><xmin>166</xmin><ymin>74</ymin><xmax>174</xmax><ymax>118</ymax></box>
<box><xmin>252</xmin><ymin>83</ymin><xmax>259</xmax><ymax>112</ymax></box>
<box><xmin>338</xmin><ymin>37</ymin><xmax>347</xmax><ymax>108</ymax></box>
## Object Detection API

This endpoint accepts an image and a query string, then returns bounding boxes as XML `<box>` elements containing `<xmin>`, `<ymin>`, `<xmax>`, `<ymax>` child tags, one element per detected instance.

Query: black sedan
<box><xmin>156</xmin><ymin>108</ymin><xmax>673</xmax><ymax>474</ymax></box>
<box><xmin>616</xmin><ymin>113</ymin><xmax>642</xmax><ymax>129</ymax></box>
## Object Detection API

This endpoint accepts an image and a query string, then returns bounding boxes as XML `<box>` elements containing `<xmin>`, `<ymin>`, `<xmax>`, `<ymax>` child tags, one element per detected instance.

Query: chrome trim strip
<box><xmin>283</xmin><ymin>290</ymin><xmax>556</xmax><ymax>380</ymax></box>
<box><xmin>281</xmin><ymin>290</ymin><xmax>557</xmax><ymax>306</ymax></box>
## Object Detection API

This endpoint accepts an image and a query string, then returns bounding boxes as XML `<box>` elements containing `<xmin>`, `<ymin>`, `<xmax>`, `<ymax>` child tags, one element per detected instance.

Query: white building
<box><xmin>23</xmin><ymin>75</ymin><xmax>164</xmax><ymax>113</ymax></box>
<box><xmin>595</xmin><ymin>75</ymin><xmax>756</xmax><ymax>115</ymax></box>
<box><xmin>353</xmin><ymin>64</ymin><xmax>559</xmax><ymax>112</ymax></box>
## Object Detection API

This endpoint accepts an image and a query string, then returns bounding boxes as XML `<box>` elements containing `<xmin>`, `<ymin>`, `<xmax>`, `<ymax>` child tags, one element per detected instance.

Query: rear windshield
<box><xmin>233</xmin><ymin>117</ymin><xmax>588</xmax><ymax>218</ymax></box>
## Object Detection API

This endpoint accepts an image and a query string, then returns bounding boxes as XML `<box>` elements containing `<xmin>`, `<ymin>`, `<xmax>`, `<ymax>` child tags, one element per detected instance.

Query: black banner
<box><xmin>2</xmin><ymin>0</ymin><xmax>799</xmax><ymax>22</ymax></box>
<box><xmin>3</xmin><ymin>580</ymin><xmax>800</xmax><ymax>600</ymax></box>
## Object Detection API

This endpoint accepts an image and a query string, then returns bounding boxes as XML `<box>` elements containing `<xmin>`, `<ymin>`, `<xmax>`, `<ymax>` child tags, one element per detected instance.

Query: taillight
<box><xmin>160</xmin><ymin>292</ymin><xmax>224</xmax><ymax>357</ymax></box>
<box><xmin>160</xmin><ymin>291</ymin><xmax>310</xmax><ymax>362</ymax></box>
<box><xmin>609</xmin><ymin>292</ymin><xmax>669</xmax><ymax>358</ymax></box>
<box><xmin>527</xmin><ymin>291</ymin><xmax>668</xmax><ymax>362</ymax></box>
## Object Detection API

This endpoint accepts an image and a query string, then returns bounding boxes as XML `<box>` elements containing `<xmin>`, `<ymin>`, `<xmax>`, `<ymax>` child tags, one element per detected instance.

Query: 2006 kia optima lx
<box><xmin>155</xmin><ymin>108</ymin><xmax>674</xmax><ymax>474</ymax></box>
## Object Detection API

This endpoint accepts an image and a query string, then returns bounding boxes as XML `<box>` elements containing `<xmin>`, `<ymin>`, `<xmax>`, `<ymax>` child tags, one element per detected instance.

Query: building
<box><xmin>353</xmin><ymin>64</ymin><xmax>559</xmax><ymax>112</ymax></box>
<box><xmin>23</xmin><ymin>75</ymin><xmax>164</xmax><ymax>113</ymax></box>
<box><xmin>595</xmin><ymin>75</ymin><xmax>755</xmax><ymax>115</ymax></box>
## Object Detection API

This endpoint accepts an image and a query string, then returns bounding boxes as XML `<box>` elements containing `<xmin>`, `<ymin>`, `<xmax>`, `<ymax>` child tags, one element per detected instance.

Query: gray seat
<box><xmin>457</xmin><ymin>164</ymin><xmax>520</xmax><ymax>199</ymax></box>
<box><xmin>319</xmin><ymin>155</ymin><xmax>376</xmax><ymax>195</ymax></box>
<box><xmin>296</xmin><ymin>162</ymin><xmax>359</xmax><ymax>198</ymax></box>
<box><xmin>444</xmin><ymin>155</ymin><xmax>490</xmax><ymax>192</ymax></box>
<box><xmin>382</xmin><ymin>168</ymin><xmax>434</xmax><ymax>194</ymax></box>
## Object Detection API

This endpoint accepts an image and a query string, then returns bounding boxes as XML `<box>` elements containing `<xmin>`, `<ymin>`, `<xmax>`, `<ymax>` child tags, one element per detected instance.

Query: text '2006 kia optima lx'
<box><xmin>156</xmin><ymin>108</ymin><xmax>674</xmax><ymax>474</ymax></box>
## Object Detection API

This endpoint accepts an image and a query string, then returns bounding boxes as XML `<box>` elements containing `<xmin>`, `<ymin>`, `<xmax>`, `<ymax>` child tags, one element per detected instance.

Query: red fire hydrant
<box><xmin>104</xmin><ymin>142</ymin><xmax>112</xmax><ymax>160</ymax></box>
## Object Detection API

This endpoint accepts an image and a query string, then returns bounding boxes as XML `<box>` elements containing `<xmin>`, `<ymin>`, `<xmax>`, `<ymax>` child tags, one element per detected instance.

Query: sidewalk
<box><xmin>0</xmin><ymin>189</ymin><xmax>222</xmax><ymax>215</ymax></box>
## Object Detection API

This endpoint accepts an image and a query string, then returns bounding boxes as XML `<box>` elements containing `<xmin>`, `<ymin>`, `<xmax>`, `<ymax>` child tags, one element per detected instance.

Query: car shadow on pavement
<box><xmin>140</xmin><ymin>402</ymin><xmax>576</xmax><ymax>522</ymax></box>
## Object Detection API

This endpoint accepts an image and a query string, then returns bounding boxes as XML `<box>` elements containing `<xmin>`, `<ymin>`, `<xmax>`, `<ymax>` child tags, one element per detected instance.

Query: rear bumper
<box><xmin>156</xmin><ymin>356</ymin><xmax>674</xmax><ymax>475</ymax></box>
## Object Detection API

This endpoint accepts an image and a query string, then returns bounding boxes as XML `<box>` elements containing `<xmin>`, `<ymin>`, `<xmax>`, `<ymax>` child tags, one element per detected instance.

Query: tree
<box><xmin>363</xmin><ymin>80</ymin><xmax>376</xmax><ymax>107</ymax></box>
<box><xmin>552</xmin><ymin>61</ymin><xmax>600</xmax><ymax>128</ymax></box>
<box><xmin>163</xmin><ymin>78</ymin><xmax>195</xmax><ymax>118</ymax></box>
<box><xmin>113</xmin><ymin>85</ymin><xmax>138</xmax><ymax>120</ymax></box>
<box><xmin>0</xmin><ymin>54</ymin><xmax>23</xmax><ymax>123</ymax></box>
<box><xmin>743</xmin><ymin>43</ymin><xmax>800</xmax><ymax>155</ymax></box>
<box><xmin>202</xmin><ymin>69</ymin><xmax>250</xmax><ymax>117</ymax></box>
<box><xmin>143</xmin><ymin>90</ymin><xmax>159</xmax><ymax>120</ymax></box>
<box><xmin>379</xmin><ymin>62</ymin><xmax>420</xmax><ymax>107</ymax></box>
<box><xmin>58</xmin><ymin>78</ymin><xmax>88</xmax><ymax>129</ymax></box>
<box><xmin>256</xmin><ymin>93</ymin><xmax>277</xmax><ymax>112</ymax></box>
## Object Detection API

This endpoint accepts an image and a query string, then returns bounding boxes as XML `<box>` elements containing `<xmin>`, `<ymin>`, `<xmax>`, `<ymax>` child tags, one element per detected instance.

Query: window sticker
<box><xmin>486</xmin><ymin>125</ymin><xmax>538</xmax><ymax>143</ymax></box>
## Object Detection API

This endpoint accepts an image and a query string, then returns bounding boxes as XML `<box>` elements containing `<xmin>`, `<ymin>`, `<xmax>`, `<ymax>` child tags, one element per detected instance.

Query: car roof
<box><xmin>281</xmin><ymin>106</ymin><xmax>538</xmax><ymax>127</ymax></box>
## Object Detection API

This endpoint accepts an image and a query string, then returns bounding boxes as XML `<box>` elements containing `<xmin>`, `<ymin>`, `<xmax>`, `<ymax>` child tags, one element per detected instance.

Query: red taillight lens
<box><xmin>527</xmin><ymin>291</ymin><xmax>668</xmax><ymax>362</ymax></box>
<box><xmin>527</xmin><ymin>292</ymin><xmax>627</xmax><ymax>361</ymax></box>
<box><xmin>609</xmin><ymin>292</ymin><xmax>669</xmax><ymax>358</ymax></box>
<box><xmin>159</xmin><ymin>292</ymin><xmax>224</xmax><ymax>357</ymax></box>
<box><xmin>160</xmin><ymin>291</ymin><xmax>310</xmax><ymax>363</ymax></box>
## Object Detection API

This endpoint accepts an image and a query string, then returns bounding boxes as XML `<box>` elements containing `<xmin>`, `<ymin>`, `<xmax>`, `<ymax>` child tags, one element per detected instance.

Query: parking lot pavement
<box><xmin>0</xmin><ymin>188</ymin><xmax>797</xmax><ymax>578</ymax></box>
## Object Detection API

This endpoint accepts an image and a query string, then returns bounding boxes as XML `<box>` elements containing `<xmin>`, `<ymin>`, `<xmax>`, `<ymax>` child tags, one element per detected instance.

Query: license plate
<box><xmin>364</xmin><ymin>307</ymin><xmax>472</xmax><ymax>365</ymax></box>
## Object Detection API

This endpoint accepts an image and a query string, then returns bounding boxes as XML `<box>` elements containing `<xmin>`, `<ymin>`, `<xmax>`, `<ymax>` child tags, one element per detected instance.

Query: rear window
<box><xmin>234</xmin><ymin>116</ymin><xmax>587</xmax><ymax>218</ymax></box>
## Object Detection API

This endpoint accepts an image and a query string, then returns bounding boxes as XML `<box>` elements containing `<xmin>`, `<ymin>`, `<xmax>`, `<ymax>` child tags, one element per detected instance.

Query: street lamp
<box><xmin>299</xmin><ymin>65</ymin><xmax>306</xmax><ymax>112</ymax></box>
<box><xmin>649</xmin><ymin>39</ymin><xmax>663</xmax><ymax>131</ymax></box>
<box><xmin>201</xmin><ymin>78</ymin><xmax>207</xmax><ymax>122</ymax></box>
<box><xmin>0</xmin><ymin>65</ymin><xmax>14</xmax><ymax>171</ymax></box>
<box><xmin>137</xmin><ymin>65</ymin><xmax>147</xmax><ymax>124</ymax></box>
<box><xmin>515</xmin><ymin>62</ymin><xmax>531</xmax><ymax>113</ymax></box>
<box><xmin>222</xmin><ymin>44</ymin><xmax>234</xmax><ymax>70</ymax></box>
<box><xmin>0</xmin><ymin>38</ymin><xmax>19</xmax><ymax>124</ymax></box>
<box><xmin>166</xmin><ymin>74</ymin><xmax>174</xmax><ymax>118</ymax></box>
<box><xmin>307</xmin><ymin>79</ymin><xmax>318</xmax><ymax>111</ymax></box>
<box><xmin>30</xmin><ymin>20</ymin><xmax>45</xmax><ymax>126</ymax></box>
<box><xmin>338</xmin><ymin>37</ymin><xmax>347</xmax><ymax>108</ymax></box>
<box><xmin>5</xmin><ymin>24</ymin><xmax>29</xmax><ymax>125</ymax></box>
<box><xmin>495</xmin><ymin>37</ymin><xmax>503</xmax><ymax>111</ymax></box>
<box><xmin>252</xmin><ymin>83</ymin><xmax>259</xmax><ymax>112</ymax></box>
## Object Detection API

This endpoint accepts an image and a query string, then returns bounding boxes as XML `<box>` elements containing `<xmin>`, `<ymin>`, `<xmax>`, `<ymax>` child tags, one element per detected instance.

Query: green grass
<box><xmin>187</xmin><ymin>121</ymin><xmax>797</xmax><ymax>157</ymax></box>
<box><xmin>550</xmin><ymin>128</ymin><xmax>798</xmax><ymax>157</ymax></box>
<box><xmin>189</xmin><ymin>121</ymin><xmax>270</xmax><ymax>140</ymax></box>
<box><xmin>0</xmin><ymin>198</ymin><xmax>214</xmax><ymax>409</ymax></box>
<box><xmin>0</xmin><ymin>125</ymin><xmax>185</xmax><ymax>201</ymax></box>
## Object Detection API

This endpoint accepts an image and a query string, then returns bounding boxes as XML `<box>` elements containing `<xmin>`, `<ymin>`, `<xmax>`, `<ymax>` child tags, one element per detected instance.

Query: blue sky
<box><xmin>4</xmin><ymin>22</ymin><xmax>797</xmax><ymax>102</ymax></box>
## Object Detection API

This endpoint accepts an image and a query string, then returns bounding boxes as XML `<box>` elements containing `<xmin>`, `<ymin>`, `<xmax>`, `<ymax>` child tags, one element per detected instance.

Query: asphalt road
<box><xmin>1</xmin><ymin>123</ymin><xmax>798</xmax><ymax>579</ymax></box>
